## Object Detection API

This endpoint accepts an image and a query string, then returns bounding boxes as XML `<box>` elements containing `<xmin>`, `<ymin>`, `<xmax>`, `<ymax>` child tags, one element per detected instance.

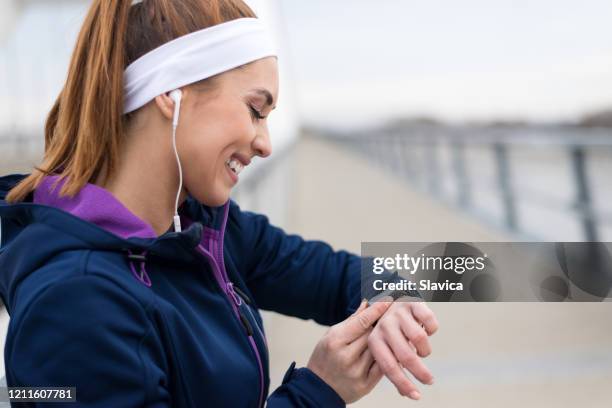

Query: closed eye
<box><xmin>249</xmin><ymin>105</ymin><xmax>266</xmax><ymax>121</ymax></box>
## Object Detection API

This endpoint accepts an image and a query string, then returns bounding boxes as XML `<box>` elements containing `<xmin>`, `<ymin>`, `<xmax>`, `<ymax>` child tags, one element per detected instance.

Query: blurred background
<box><xmin>1</xmin><ymin>0</ymin><xmax>611</xmax><ymax>406</ymax></box>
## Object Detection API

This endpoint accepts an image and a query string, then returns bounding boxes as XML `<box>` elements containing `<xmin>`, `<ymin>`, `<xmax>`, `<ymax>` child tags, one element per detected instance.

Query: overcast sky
<box><xmin>1</xmin><ymin>1</ymin><xmax>611</xmax><ymax>132</ymax></box>
<box><xmin>278</xmin><ymin>0</ymin><xmax>612</xmax><ymax>128</ymax></box>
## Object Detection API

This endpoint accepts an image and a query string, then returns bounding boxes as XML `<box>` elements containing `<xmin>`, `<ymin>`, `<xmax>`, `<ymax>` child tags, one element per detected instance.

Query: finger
<box><xmin>334</xmin><ymin>299</ymin><xmax>371</xmax><ymax>351</ymax></box>
<box><xmin>411</xmin><ymin>303</ymin><xmax>439</xmax><ymax>336</ymax></box>
<box><xmin>345</xmin><ymin>327</ymin><xmax>372</xmax><ymax>359</ymax></box>
<box><xmin>369</xmin><ymin>336</ymin><xmax>421</xmax><ymax>399</ymax></box>
<box><xmin>353</xmin><ymin>299</ymin><xmax>368</xmax><ymax>314</ymax></box>
<box><xmin>339</xmin><ymin>300</ymin><xmax>392</xmax><ymax>343</ymax></box>
<box><xmin>362</xmin><ymin>361</ymin><xmax>384</xmax><ymax>394</ymax></box>
<box><xmin>398</xmin><ymin>312</ymin><xmax>432</xmax><ymax>358</ymax></box>
<box><xmin>367</xmin><ymin>362</ymin><xmax>384</xmax><ymax>385</ymax></box>
<box><xmin>385</xmin><ymin>325</ymin><xmax>433</xmax><ymax>385</ymax></box>
<box><xmin>356</xmin><ymin>347</ymin><xmax>375</xmax><ymax>374</ymax></box>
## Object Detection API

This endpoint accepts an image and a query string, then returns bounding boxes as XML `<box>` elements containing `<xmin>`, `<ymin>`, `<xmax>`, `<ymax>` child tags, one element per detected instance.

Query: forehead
<box><xmin>224</xmin><ymin>57</ymin><xmax>279</xmax><ymax>95</ymax></box>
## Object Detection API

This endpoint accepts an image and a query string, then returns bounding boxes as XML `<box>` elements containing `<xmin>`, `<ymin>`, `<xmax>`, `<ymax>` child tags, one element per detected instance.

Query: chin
<box><xmin>193</xmin><ymin>189</ymin><xmax>230</xmax><ymax>208</ymax></box>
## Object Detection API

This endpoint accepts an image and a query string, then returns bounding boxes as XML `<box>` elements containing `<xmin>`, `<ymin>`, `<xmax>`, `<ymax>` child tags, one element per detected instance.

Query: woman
<box><xmin>0</xmin><ymin>0</ymin><xmax>438</xmax><ymax>406</ymax></box>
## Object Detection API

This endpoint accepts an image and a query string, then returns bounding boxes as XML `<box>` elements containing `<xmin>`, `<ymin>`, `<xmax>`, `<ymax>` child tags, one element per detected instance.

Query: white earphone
<box><xmin>169</xmin><ymin>89</ymin><xmax>182</xmax><ymax>127</ymax></box>
<box><xmin>169</xmin><ymin>89</ymin><xmax>183</xmax><ymax>233</ymax></box>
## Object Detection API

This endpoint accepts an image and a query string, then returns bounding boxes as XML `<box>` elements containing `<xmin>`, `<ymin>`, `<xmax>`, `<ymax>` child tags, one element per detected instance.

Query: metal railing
<box><xmin>322</xmin><ymin>125</ymin><xmax>612</xmax><ymax>242</ymax></box>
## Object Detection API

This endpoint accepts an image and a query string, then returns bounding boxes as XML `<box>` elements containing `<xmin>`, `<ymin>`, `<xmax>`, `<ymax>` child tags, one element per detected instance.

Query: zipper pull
<box><xmin>239</xmin><ymin>311</ymin><xmax>254</xmax><ymax>336</ymax></box>
<box><xmin>226</xmin><ymin>282</ymin><xmax>242</xmax><ymax>306</ymax></box>
<box><xmin>232</xmin><ymin>285</ymin><xmax>253</xmax><ymax>305</ymax></box>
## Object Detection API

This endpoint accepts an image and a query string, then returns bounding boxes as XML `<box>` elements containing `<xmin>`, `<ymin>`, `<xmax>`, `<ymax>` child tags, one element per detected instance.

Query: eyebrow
<box><xmin>253</xmin><ymin>88</ymin><xmax>275</xmax><ymax>108</ymax></box>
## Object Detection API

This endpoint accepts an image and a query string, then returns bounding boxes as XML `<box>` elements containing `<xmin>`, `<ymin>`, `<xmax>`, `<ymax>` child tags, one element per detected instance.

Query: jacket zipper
<box><xmin>213</xmin><ymin>237</ymin><xmax>266</xmax><ymax>408</ymax></box>
<box><xmin>196</xmin><ymin>241</ymin><xmax>266</xmax><ymax>408</ymax></box>
<box><xmin>233</xmin><ymin>285</ymin><xmax>268</xmax><ymax>349</ymax></box>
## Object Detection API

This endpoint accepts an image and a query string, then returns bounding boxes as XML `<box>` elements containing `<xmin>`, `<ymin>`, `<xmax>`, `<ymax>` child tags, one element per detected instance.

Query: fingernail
<box><xmin>428</xmin><ymin>377</ymin><xmax>435</xmax><ymax>385</ymax></box>
<box><xmin>409</xmin><ymin>391</ymin><xmax>421</xmax><ymax>400</ymax></box>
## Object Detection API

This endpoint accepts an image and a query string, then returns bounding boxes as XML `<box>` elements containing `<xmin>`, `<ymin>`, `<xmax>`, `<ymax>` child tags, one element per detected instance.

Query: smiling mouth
<box><xmin>225</xmin><ymin>158</ymin><xmax>244</xmax><ymax>175</ymax></box>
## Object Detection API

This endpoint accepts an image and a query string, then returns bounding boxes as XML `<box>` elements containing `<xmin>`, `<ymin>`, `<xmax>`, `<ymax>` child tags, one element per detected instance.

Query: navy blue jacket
<box><xmin>0</xmin><ymin>174</ymin><xmax>363</xmax><ymax>407</ymax></box>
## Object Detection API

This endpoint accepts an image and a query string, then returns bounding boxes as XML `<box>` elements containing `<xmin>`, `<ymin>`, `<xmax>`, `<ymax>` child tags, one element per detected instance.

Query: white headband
<box><xmin>123</xmin><ymin>17</ymin><xmax>277</xmax><ymax>114</ymax></box>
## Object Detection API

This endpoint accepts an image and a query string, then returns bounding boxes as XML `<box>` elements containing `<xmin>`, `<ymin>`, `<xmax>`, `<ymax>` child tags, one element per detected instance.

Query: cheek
<box><xmin>179</xmin><ymin>110</ymin><xmax>253</xmax><ymax>181</ymax></box>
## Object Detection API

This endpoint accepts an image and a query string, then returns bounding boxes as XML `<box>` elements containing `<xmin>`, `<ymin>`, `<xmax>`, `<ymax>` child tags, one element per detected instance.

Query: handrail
<box><xmin>319</xmin><ymin>126</ymin><xmax>612</xmax><ymax>241</ymax></box>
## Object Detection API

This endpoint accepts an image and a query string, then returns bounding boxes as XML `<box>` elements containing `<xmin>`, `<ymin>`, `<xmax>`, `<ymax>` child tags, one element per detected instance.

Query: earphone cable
<box><xmin>172</xmin><ymin>122</ymin><xmax>183</xmax><ymax>232</ymax></box>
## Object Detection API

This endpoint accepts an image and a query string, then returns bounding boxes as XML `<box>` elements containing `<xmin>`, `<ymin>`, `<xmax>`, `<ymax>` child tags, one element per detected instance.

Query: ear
<box><xmin>153</xmin><ymin>93</ymin><xmax>175</xmax><ymax>122</ymax></box>
<box><xmin>153</xmin><ymin>90</ymin><xmax>186</xmax><ymax>121</ymax></box>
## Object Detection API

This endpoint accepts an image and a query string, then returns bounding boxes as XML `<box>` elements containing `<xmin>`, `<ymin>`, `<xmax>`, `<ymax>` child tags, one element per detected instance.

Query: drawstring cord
<box><xmin>127</xmin><ymin>249</ymin><xmax>152</xmax><ymax>287</ymax></box>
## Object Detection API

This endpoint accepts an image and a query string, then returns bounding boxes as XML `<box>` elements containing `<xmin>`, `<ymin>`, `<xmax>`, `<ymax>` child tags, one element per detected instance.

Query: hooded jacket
<box><xmin>0</xmin><ymin>173</ymin><xmax>363</xmax><ymax>407</ymax></box>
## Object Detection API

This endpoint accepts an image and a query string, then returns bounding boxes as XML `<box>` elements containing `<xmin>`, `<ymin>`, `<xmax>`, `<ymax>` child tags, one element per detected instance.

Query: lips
<box><xmin>225</xmin><ymin>158</ymin><xmax>243</xmax><ymax>175</ymax></box>
<box><xmin>226</xmin><ymin>152</ymin><xmax>252</xmax><ymax>175</ymax></box>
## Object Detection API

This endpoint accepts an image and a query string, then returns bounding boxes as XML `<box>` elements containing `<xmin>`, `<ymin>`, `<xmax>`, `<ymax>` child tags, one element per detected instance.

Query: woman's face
<box><xmin>178</xmin><ymin>56</ymin><xmax>279</xmax><ymax>207</ymax></box>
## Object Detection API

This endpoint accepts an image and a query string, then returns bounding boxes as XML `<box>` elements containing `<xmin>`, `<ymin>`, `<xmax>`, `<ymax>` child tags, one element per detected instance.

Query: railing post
<box><xmin>391</xmin><ymin>132</ymin><xmax>403</xmax><ymax>176</ymax></box>
<box><xmin>494</xmin><ymin>142</ymin><xmax>517</xmax><ymax>230</ymax></box>
<box><xmin>426</xmin><ymin>135</ymin><xmax>440</xmax><ymax>197</ymax></box>
<box><xmin>400</xmin><ymin>133</ymin><xmax>414</xmax><ymax>182</ymax></box>
<box><xmin>570</xmin><ymin>146</ymin><xmax>597</xmax><ymax>241</ymax></box>
<box><xmin>451</xmin><ymin>139</ymin><xmax>471</xmax><ymax>209</ymax></box>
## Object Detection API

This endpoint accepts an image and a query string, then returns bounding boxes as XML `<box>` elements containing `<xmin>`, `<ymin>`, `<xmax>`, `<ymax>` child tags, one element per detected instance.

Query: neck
<box><xmin>96</xmin><ymin>116</ymin><xmax>186</xmax><ymax>236</ymax></box>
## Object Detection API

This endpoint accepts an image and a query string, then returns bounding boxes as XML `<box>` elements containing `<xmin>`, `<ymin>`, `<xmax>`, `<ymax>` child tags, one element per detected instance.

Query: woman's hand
<box><xmin>367</xmin><ymin>299</ymin><xmax>439</xmax><ymax>400</ymax></box>
<box><xmin>307</xmin><ymin>299</ymin><xmax>392</xmax><ymax>404</ymax></box>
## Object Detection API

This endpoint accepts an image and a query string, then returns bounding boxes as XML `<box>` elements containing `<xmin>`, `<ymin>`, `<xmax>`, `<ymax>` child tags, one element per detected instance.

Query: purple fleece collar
<box><xmin>33</xmin><ymin>175</ymin><xmax>158</xmax><ymax>239</ymax></box>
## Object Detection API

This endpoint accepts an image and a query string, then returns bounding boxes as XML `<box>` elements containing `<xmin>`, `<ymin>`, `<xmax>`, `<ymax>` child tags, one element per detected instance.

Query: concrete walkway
<box><xmin>263</xmin><ymin>136</ymin><xmax>612</xmax><ymax>407</ymax></box>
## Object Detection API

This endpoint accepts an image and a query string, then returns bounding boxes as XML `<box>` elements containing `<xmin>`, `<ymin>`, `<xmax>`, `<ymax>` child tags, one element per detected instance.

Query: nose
<box><xmin>251</xmin><ymin>128</ymin><xmax>272</xmax><ymax>158</ymax></box>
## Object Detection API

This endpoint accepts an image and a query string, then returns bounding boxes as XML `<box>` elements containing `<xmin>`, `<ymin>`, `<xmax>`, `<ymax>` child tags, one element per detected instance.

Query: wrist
<box><xmin>283</xmin><ymin>362</ymin><xmax>346</xmax><ymax>407</ymax></box>
<box><xmin>303</xmin><ymin>364</ymin><xmax>346</xmax><ymax>404</ymax></box>
<box><xmin>305</xmin><ymin>361</ymin><xmax>329</xmax><ymax>390</ymax></box>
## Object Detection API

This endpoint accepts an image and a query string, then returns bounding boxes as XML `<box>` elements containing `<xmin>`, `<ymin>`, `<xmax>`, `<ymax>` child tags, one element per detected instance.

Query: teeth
<box><xmin>225</xmin><ymin>158</ymin><xmax>243</xmax><ymax>175</ymax></box>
